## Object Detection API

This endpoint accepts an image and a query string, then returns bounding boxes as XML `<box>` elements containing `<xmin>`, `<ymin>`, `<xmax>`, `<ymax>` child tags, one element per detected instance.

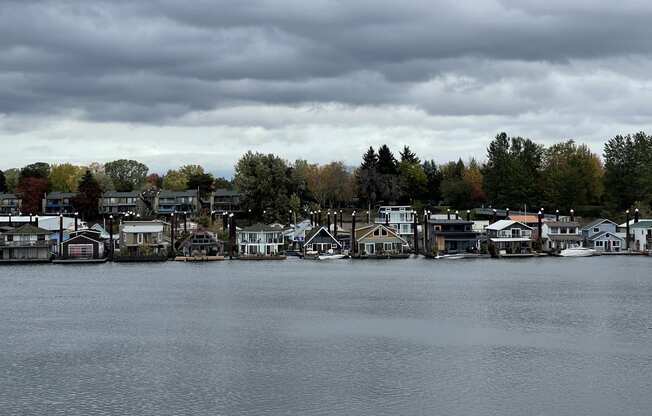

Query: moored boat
<box><xmin>559</xmin><ymin>246</ymin><xmax>596</xmax><ymax>257</ymax></box>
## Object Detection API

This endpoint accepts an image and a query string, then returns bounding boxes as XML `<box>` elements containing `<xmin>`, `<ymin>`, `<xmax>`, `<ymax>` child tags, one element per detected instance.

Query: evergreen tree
<box><xmin>422</xmin><ymin>160</ymin><xmax>442</xmax><ymax>204</ymax></box>
<box><xmin>0</xmin><ymin>169</ymin><xmax>6</xmax><ymax>193</ymax></box>
<box><xmin>73</xmin><ymin>170</ymin><xmax>102</xmax><ymax>221</ymax></box>
<box><xmin>360</xmin><ymin>147</ymin><xmax>378</xmax><ymax>170</ymax></box>
<box><xmin>399</xmin><ymin>145</ymin><xmax>420</xmax><ymax>164</ymax></box>
<box><xmin>377</xmin><ymin>144</ymin><xmax>398</xmax><ymax>175</ymax></box>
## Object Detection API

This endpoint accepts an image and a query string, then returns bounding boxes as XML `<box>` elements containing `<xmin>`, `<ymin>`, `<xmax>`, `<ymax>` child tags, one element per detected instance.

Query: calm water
<box><xmin>1</xmin><ymin>257</ymin><xmax>651</xmax><ymax>416</ymax></box>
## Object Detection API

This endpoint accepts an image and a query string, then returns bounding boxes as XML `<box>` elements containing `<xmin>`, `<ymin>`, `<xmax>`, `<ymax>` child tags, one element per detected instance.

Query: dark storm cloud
<box><xmin>3</xmin><ymin>0</ymin><xmax>652</xmax><ymax>122</ymax></box>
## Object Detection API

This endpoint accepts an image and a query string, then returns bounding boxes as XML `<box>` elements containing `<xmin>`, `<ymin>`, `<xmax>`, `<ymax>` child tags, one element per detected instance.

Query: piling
<box><xmin>351</xmin><ymin>211</ymin><xmax>357</xmax><ymax>257</ymax></box>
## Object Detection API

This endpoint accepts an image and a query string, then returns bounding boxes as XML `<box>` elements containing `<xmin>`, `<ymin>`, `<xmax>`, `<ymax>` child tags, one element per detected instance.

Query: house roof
<box><xmin>543</xmin><ymin>221</ymin><xmax>580</xmax><ymax>228</ymax></box>
<box><xmin>3</xmin><ymin>223</ymin><xmax>51</xmax><ymax>235</ymax></box>
<box><xmin>46</xmin><ymin>192</ymin><xmax>78</xmax><ymax>199</ymax></box>
<box><xmin>239</xmin><ymin>223</ymin><xmax>284</xmax><ymax>232</ymax></box>
<box><xmin>619</xmin><ymin>219</ymin><xmax>652</xmax><ymax>227</ymax></box>
<box><xmin>508</xmin><ymin>214</ymin><xmax>539</xmax><ymax>223</ymax></box>
<box><xmin>214</xmin><ymin>188</ymin><xmax>239</xmax><ymax>197</ymax></box>
<box><xmin>429</xmin><ymin>219</ymin><xmax>473</xmax><ymax>225</ymax></box>
<box><xmin>356</xmin><ymin>223</ymin><xmax>408</xmax><ymax>243</ymax></box>
<box><xmin>121</xmin><ymin>221</ymin><xmax>164</xmax><ymax>233</ymax></box>
<box><xmin>304</xmin><ymin>226</ymin><xmax>342</xmax><ymax>247</ymax></box>
<box><xmin>158</xmin><ymin>189</ymin><xmax>197</xmax><ymax>198</ymax></box>
<box><xmin>588</xmin><ymin>231</ymin><xmax>624</xmax><ymax>241</ymax></box>
<box><xmin>582</xmin><ymin>218</ymin><xmax>617</xmax><ymax>230</ymax></box>
<box><xmin>630</xmin><ymin>220</ymin><xmax>652</xmax><ymax>229</ymax></box>
<box><xmin>64</xmin><ymin>233</ymin><xmax>103</xmax><ymax>245</ymax></box>
<box><xmin>102</xmin><ymin>191</ymin><xmax>141</xmax><ymax>198</ymax></box>
<box><xmin>486</xmin><ymin>219</ymin><xmax>533</xmax><ymax>231</ymax></box>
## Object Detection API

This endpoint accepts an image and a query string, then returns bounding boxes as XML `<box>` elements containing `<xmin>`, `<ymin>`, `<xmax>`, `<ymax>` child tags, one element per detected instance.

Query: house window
<box><xmin>138</xmin><ymin>233</ymin><xmax>143</xmax><ymax>244</ymax></box>
<box><xmin>613</xmin><ymin>241</ymin><xmax>620</xmax><ymax>247</ymax></box>
<box><xmin>383</xmin><ymin>242</ymin><xmax>393</xmax><ymax>251</ymax></box>
<box><xmin>593</xmin><ymin>227</ymin><xmax>599</xmax><ymax>233</ymax></box>
<box><xmin>381</xmin><ymin>228</ymin><xmax>388</xmax><ymax>236</ymax></box>
<box><xmin>595</xmin><ymin>241</ymin><xmax>604</xmax><ymax>247</ymax></box>
<box><xmin>511</xmin><ymin>228</ymin><xmax>521</xmax><ymax>238</ymax></box>
<box><xmin>365</xmin><ymin>243</ymin><xmax>375</xmax><ymax>254</ymax></box>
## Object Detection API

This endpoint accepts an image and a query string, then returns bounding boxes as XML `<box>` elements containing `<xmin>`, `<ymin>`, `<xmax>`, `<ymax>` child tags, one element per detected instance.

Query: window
<box><xmin>595</xmin><ymin>241</ymin><xmax>604</xmax><ymax>247</ymax></box>
<box><xmin>511</xmin><ymin>228</ymin><xmax>521</xmax><ymax>238</ymax></box>
<box><xmin>593</xmin><ymin>227</ymin><xmax>599</xmax><ymax>233</ymax></box>
<box><xmin>138</xmin><ymin>233</ymin><xmax>143</xmax><ymax>244</ymax></box>
<box><xmin>613</xmin><ymin>240</ymin><xmax>620</xmax><ymax>247</ymax></box>
<box><xmin>383</xmin><ymin>242</ymin><xmax>393</xmax><ymax>251</ymax></box>
<box><xmin>381</xmin><ymin>228</ymin><xmax>388</xmax><ymax>236</ymax></box>
<box><xmin>374</xmin><ymin>229</ymin><xmax>380</xmax><ymax>236</ymax></box>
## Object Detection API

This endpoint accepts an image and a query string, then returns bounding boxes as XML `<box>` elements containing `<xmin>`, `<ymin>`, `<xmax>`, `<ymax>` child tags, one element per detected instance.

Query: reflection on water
<box><xmin>1</xmin><ymin>257</ymin><xmax>651</xmax><ymax>415</ymax></box>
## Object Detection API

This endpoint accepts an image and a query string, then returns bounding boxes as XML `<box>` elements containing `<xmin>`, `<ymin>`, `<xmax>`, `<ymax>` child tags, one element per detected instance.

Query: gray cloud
<box><xmin>1</xmin><ymin>0</ymin><xmax>652</xmax><ymax>171</ymax></box>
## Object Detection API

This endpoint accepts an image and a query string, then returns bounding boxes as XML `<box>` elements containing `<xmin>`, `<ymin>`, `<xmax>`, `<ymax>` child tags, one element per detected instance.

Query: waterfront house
<box><xmin>629</xmin><ymin>220</ymin><xmax>652</xmax><ymax>253</ymax></box>
<box><xmin>118</xmin><ymin>220</ymin><xmax>169</xmax><ymax>258</ymax></box>
<box><xmin>60</xmin><ymin>229</ymin><xmax>106</xmax><ymax>260</ymax></box>
<box><xmin>179</xmin><ymin>228</ymin><xmax>223</xmax><ymax>256</ymax></box>
<box><xmin>99</xmin><ymin>191</ymin><xmax>142</xmax><ymax>215</ymax></box>
<box><xmin>0</xmin><ymin>193</ymin><xmax>22</xmax><ymax>215</ymax></box>
<box><xmin>581</xmin><ymin>219</ymin><xmax>624</xmax><ymax>252</ymax></box>
<box><xmin>156</xmin><ymin>190</ymin><xmax>199</xmax><ymax>215</ymax></box>
<box><xmin>0</xmin><ymin>224</ymin><xmax>53</xmax><ymax>263</ymax></box>
<box><xmin>486</xmin><ymin>220</ymin><xmax>534</xmax><ymax>256</ymax></box>
<box><xmin>213</xmin><ymin>189</ymin><xmax>241</xmax><ymax>214</ymax></box>
<box><xmin>303</xmin><ymin>226</ymin><xmax>342</xmax><ymax>256</ymax></box>
<box><xmin>354</xmin><ymin>223</ymin><xmax>409</xmax><ymax>258</ymax></box>
<box><xmin>42</xmin><ymin>192</ymin><xmax>77</xmax><ymax>215</ymax></box>
<box><xmin>237</xmin><ymin>223</ymin><xmax>285</xmax><ymax>257</ymax></box>
<box><xmin>427</xmin><ymin>219</ymin><xmax>479</xmax><ymax>255</ymax></box>
<box><xmin>541</xmin><ymin>221</ymin><xmax>582</xmax><ymax>252</ymax></box>
<box><xmin>375</xmin><ymin>206</ymin><xmax>415</xmax><ymax>246</ymax></box>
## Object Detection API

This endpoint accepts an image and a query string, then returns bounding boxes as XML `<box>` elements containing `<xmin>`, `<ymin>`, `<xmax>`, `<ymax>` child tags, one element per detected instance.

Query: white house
<box><xmin>237</xmin><ymin>223</ymin><xmax>285</xmax><ymax>256</ymax></box>
<box><xmin>628</xmin><ymin>220</ymin><xmax>652</xmax><ymax>253</ymax></box>
<box><xmin>486</xmin><ymin>220</ymin><xmax>534</xmax><ymax>255</ymax></box>
<box><xmin>376</xmin><ymin>206</ymin><xmax>415</xmax><ymax>245</ymax></box>
<box><xmin>541</xmin><ymin>221</ymin><xmax>582</xmax><ymax>252</ymax></box>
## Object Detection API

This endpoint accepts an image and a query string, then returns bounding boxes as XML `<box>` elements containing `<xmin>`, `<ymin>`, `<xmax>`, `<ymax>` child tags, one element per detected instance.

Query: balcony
<box><xmin>0</xmin><ymin>240</ymin><xmax>52</xmax><ymax>248</ymax></box>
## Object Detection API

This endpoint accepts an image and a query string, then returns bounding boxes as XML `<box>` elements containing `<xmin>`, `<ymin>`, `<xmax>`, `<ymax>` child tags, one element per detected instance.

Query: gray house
<box><xmin>303</xmin><ymin>226</ymin><xmax>342</xmax><ymax>256</ymax></box>
<box><xmin>582</xmin><ymin>219</ymin><xmax>624</xmax><ymax>252</ymax></box>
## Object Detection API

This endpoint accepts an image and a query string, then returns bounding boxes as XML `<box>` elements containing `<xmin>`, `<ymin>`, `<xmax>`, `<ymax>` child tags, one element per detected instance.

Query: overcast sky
<box><xmin>2</xmin><ymin>0</ymin><xmax>652</xmax><ymax>176</ymax></box>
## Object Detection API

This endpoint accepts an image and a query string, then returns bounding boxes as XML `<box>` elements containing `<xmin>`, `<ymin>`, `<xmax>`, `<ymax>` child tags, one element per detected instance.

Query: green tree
<box><xmin>20</xmin><ymin>162</ymin><xmax>51</xmax><ymax>179</ymax></box>
<box><xmin>422</xmin><ymin>160</ymin><xmax>442</xmax><ymax>204</ymax></box>
<box><xmin>162</xmin><ymin>170</ymin><xmax>188</xmax><ymax>191</ymax></box>
<box><xmin>104</xmin><ymin>159</ymin><xmax>149</xmax><ymax>192</ymax></box>
<box><xmin>49</xmin><ymin>163</ymin><xmax>84</xmax><ymax>192</ymax></box>
<box><xmin>400</xmin><ymin>145</ymin><xmax>420</xmax><ymax>164</ymax></box>
<box><xmin>3</xmin><ymin>169</ymin><xmax>20</xmax><ymax>193</ymax></box>
<box><xmin>542</xmin><ymin>140</ymin><xmax>604</xmax><ymax>210</ymax></box>
<box><xmin>73</xmin><ymin>170</ymin><xmax>103</xmax><ymax>220</ymax></box>
<box><xmin>187</xmin><ymin>172</ymin><xmax>215</xmax><ymax>196</ymax></box>
<box><xmin>234</xmin><ymin>151</ymin><xmax>291</xmax><ymax>222</ymax></box>
<box><xmin>356</xmin><ymin>147</ymin><xmax>381</xmax><ymax>207</ymax></box>
<box><xmin>179</xmin><ymin>165</ymin><xmax>205</xmax><ymax>178</ymax></box>
<box><xmin>399</xmin><ymin>159</ymin><xmax>427</xmax><ymax>203</ymax></box>
<box><xmin>604</xmin><ymin>132</ymin><xmax>652</xmax><ymax>210</ymax></box>
<box><xmin>213</xmin><ymin>177</ymin><xmax>233</xmax><ymax>190</ymax></box>
<box><xmin>0</xmin><ymin>170</ymin><xmax>6</xmax><ymax>193</ymax></box>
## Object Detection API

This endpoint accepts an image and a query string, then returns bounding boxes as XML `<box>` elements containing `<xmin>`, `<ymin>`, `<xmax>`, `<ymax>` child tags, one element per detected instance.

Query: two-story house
<box><xmin>237</xmin><ymin>223</ymin><xmax>285</xmax><ymax>257</ymax></box>
<box><xmin>99</xmin><ymin>192</ymin><xmax>142</xmax><ymax>215</ymax></box>
<box><xmin>354</xmin><ymin>223</ymin><xmax>409</xmax><ymax>258</ymax></box>
<box><xmin>213</xmin><ymin>189</ymin><xmax>241</xmax><ymax>214</ymax></box>
<box><xmin>118</xmin><ymin>220</ymin><xmax>169</xmax><ymax>258</ymax></box>
<box><xmin>303</xmin><ymin>226</ymin><xmax>343</xmax><ymax>256</ymax></box>
<box><xmin>427</xmin><ymin>219</ymin><xmax>479</xmax><ymax>255</ymax></box>
<box><xmin>0</xmin><ymin>224</ymin><xmax>53</xmax><ymax>262</ymax></box>
<box><xmin>0</xmin><ymin>193</ymin><xmax>22</xmax><ymax>215</ymax></box>
<box><xmin>486</xmin><ymin>220</ymin><xmax>534</xmax><ymax>256</ymax></box>
<box><xmin>629</xmin><ymin>220</ymin><xmax>652</xmax><ymax>253</ymax></box>
<box><xmin>581</xmin><ymin>219</ymin><xmax>624</xmax><ymax>252</ymax></box>
<box><xmin>376</xmin><ymin>206</ymin><xmax>414</xmax><ymax>246</ymax></box>
<box><xmin>179</xmin><ymin>228</ymin><xmax>223</xmax><ymax>257</ymax></box>
<box><xmin>541</xmin><ymin>221</ymin><xmax>582</xmax><ymax>252</ymax></box>
<box><xmin>42</xmin><ymin>192</ymin><xmax>78</xmax><ymax>215</ymax></box>
<box><xmin>156</xmin><ymin>190</ymin><xmax>199</xmax><ymax>215</ymax></box>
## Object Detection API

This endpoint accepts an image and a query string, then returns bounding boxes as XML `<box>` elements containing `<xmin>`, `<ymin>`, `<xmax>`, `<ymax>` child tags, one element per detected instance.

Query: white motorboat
<box><xmin>318</xmin><ymin>253</ymin><xmax>347</xmax><ymax>260</ymax></box>
<box><xmin>559</xmin><ymin>246</ymin><xmax>596</xmax><ymax>257</ymax></box>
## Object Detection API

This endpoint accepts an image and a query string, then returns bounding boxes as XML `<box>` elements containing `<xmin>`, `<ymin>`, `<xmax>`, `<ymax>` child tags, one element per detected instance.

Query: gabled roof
<box><xmin>304</xmin><ymin>226</ymin><xmax>342</xmax><ymax>247</ymax></box>
<box><xmin>3</xmin><ymin>223</ymin><xmax>51</xmax><ymax>235</ymax></box>
<box><xmin>486</xmin><ymin>219</ymin><xmax>533</xmax><ymax>231</ymax></box>
<box><xmin>588</xmin><ymin>231</ymin><xmax>624</xmax><ymax>241</ymax></box>
<box><xmin>582</xmin><ymin>218</ymin><xmax>618</xmax><ymax>230</ymax></box>
<box><xmin>64</xmin><ymin>233</ymin><xmax>104</xmax><ymax>245</ymax></box>
<box><xmin>356</xmin><ymin>223</ymin><xmax>408</xmax><ymax>243</ymax></box>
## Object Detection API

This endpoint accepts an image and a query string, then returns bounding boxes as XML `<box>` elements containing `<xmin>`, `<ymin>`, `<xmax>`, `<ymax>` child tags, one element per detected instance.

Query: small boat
<box><xmin>559</xmin><ymin>246</ymin><xmax>596</xmax><ymax>257</ymax></box>
<box><xmin>318</xmin><ymin>253</ymin><xmax>347</xmax><ymax>260</ymax></box>
<box><xmin>435</xmin><ymin>254</ymin><xmax>465</xmax><ymax>260</ymax></box>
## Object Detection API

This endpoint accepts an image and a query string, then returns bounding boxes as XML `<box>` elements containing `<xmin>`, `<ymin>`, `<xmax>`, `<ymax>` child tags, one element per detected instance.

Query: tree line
<box><xmin>1</xmin><ymin>132</ymin><xmax>651</xmax><ymax>221</ymax></box>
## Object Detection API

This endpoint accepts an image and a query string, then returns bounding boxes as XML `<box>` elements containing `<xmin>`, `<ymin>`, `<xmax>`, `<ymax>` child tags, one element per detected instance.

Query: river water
<box><xmin>1</xmin><ymin>256</ymin><xmax>651</xmax><ymax>416</ymax></box>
